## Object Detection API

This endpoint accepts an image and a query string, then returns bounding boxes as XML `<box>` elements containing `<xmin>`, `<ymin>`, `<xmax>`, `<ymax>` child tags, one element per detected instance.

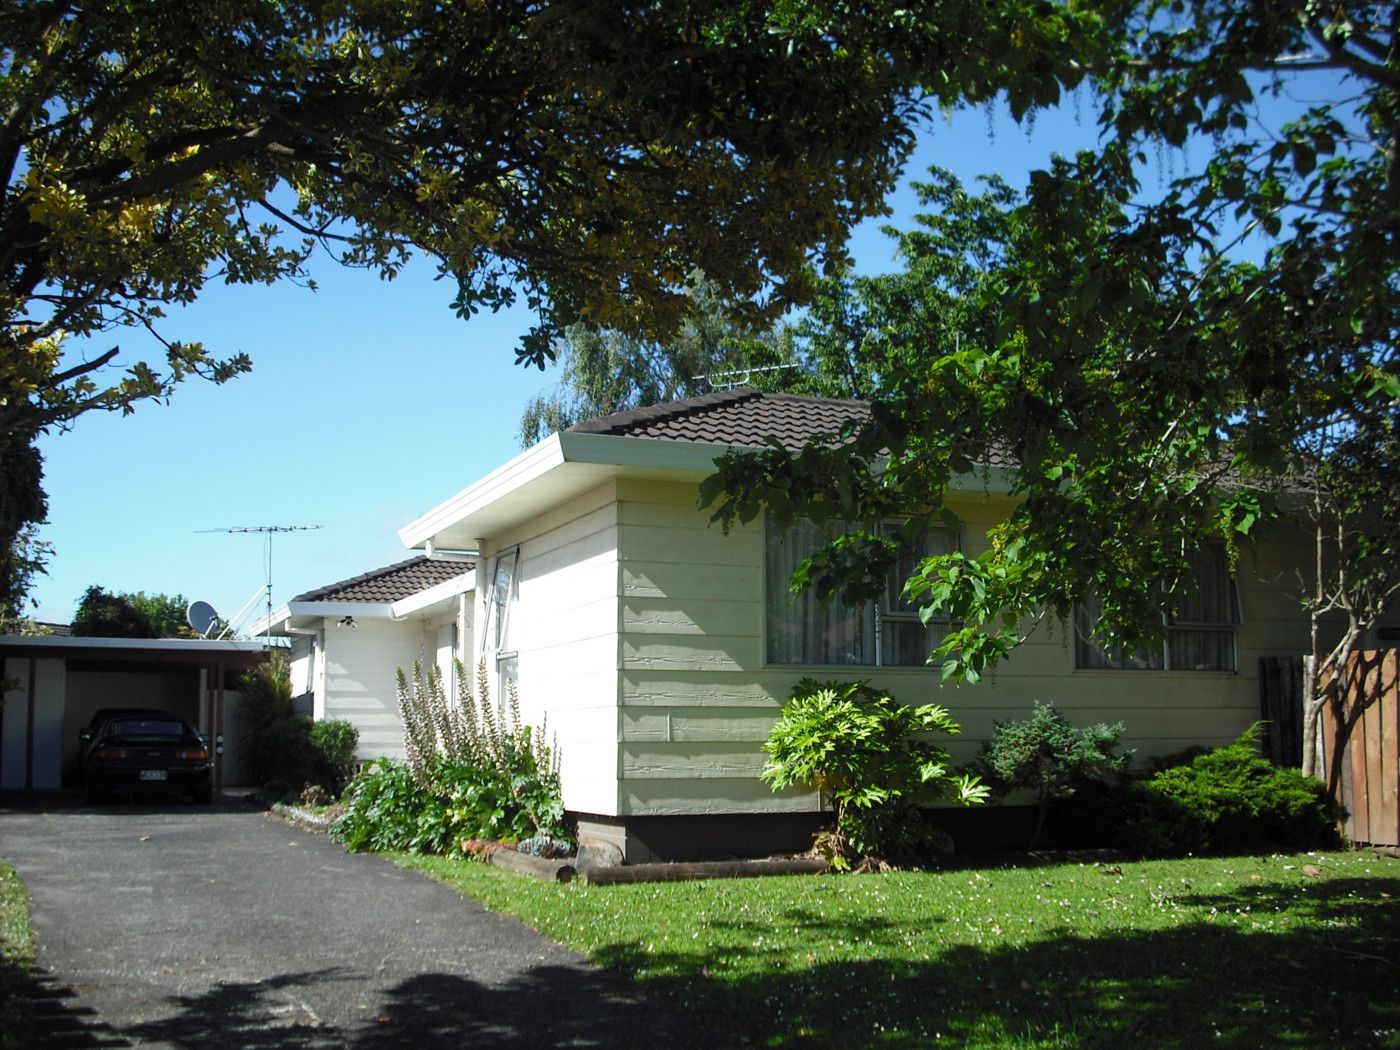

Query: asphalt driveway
<box><xmin>0</xmin><ymin>795</ymin><xmax>715</xmax><ymax>1048</ymax></box>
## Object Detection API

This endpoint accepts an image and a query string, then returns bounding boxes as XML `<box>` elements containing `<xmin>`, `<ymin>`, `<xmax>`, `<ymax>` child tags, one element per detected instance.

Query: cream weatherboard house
<box><xmin>280</xmin><ymin>390</ymin><xmax>1334</xmax><ymax>860</ymax></box>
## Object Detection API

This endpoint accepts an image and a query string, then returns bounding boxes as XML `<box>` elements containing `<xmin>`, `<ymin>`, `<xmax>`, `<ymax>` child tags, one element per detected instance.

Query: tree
<box><xmin>0</xmin><ymin>433</ymin><xmax>48</xmax><ymax>620</ymax></box>
<box><xmin>706</xmin><ymin>2</ymin><xmax>1398</xmax><ymax>776</ymax></box>
<box><xmin>0</xmin><ymin>0</ymin><xmax>1095</xmax><ymax>612</ymax></box>
<box><xmin>70</xmin><ymin>585</ymin><xmax>158</xmax><ymax>638</ymax></box>
<box><xmin>519</xmin><ymin>276</ymin><xmax>802</xmax><ymax>445</ymax></box>
<box><xmin>121</xmin><ymin>591</ymin><xmax>200</xmax><ymax>639</ymax></box>
<box><xmin>68</xmin><ymin>585</ymin><xmax>197</xmax><ymax>637</ymax></box>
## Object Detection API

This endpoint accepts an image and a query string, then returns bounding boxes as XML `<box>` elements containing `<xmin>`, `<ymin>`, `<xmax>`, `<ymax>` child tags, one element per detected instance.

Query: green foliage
<box><xmin>331</xmin><ymin>759</ymin><xmax>455</xmax><ymax>855</ymax></box>
<box><xmin>238</xmin><ymin>656</ymin><xmax>294</xmax><ymax>731</ymax></box>
<box><xmin>0</xmin><ymin>0</ymin><xmax>1094</xmax><ymax>442</ymax></box>
<box><xmin>1118</xmin><ymin>728</ymin><xmax>1343</xmax><ymax>858</ymax></box>
<box><xmin>0</xmin><ymin>435</ymin><xmax>47</xmax><ymax>621</ymax></box>
<box><xmin>69</xmin><ymin>585</ymin><xmax>158</xmax><ymax>638</ymax></box>
<box><xmin>975</xmin><ymin>703</ymin><xmax>1131</xmax><ymax>848</ymax></box>
<box><xmin>238</xmin><ymin>655</ymin><xmax>359</xmax><ymax>798</ymax></box>
<box><xmin>242</xmin><ymin>718</ymin><xmax>318</xmax><ymax>801</ymax></box>
<box><xmin>706</xmin><ymin>0</ymin><xmax>1400</xmax><ymax>689</ymax></box>
<box><xmin>309</xmin><ymin>719</ymin><xmax>360</xmax><ymax>796</ymax></box>
<box><xmin>238</xmin><ymin>656</ymin><xmax>311</xmax><ymax>798</ymax></box>
<box><xmin>761</xmin><ymin>678</ymin><xmax>987</xmax><ymax>867</ymax></box>
<box><xmin>118</xmin><ymin>591</ymin><xmax>198</xmax><ymax>638</ymax></box>
<box><xmin>334</xmin><ymin>660</ymin><xmax>568</xmax><ymax>854</ymax></box>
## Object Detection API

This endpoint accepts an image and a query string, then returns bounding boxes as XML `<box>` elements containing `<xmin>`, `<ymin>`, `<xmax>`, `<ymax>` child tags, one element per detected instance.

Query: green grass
<box><xmin>0</xmin><ymin>858</ymin><xmax>35</xmax><ymax>1050</ymax></box>
<box><xmin>400</xmin><ymin>850</ymin><xmax>1400</xmax><ymax>1048</ymax></box>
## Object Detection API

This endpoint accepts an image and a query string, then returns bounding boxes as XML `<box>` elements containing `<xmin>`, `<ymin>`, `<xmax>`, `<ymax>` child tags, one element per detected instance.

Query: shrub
<box><xmin>243</xmin><ymin>717</ymin><xmax>318</xmax><ymax>799</ymax></box>
<box><xmin>974</xmin><ymin>703</ymin><xmax>1132</xmax><ymax>848</ymax></box>
<box><xmin>333</xmin><ymin>660</ymin><xmax>570</xmax><ymax>855</ymax></box>
<box><xmin>761</xmin><ymin>679</ymin><xmax>987</xmax><ymax>868</ymax></box>
<box><xmin>310</xmin><ymin>718</ymin><xmax>359</xmax><ymax>794</ymax></box>
<box><xmin>1118</xmin><ymin>726</ymin><xmax>1343</xmax><ymax>856</ymax></box>
<box><xmin>331</xmin><ymin>759</ymin><xmax>455</xmax><ymax>853</ymax></box>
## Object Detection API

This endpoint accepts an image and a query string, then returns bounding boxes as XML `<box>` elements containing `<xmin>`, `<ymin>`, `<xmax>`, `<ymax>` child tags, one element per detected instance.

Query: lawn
<box><xmin>0</xmin><ymin>857</ymin><xmax>35</xmax><ymax>1050</ymax></box>
<box><xmin>400</xmin><ymin>850</ymin><xmax>1400</xmax><ymax>1049</ymax></box>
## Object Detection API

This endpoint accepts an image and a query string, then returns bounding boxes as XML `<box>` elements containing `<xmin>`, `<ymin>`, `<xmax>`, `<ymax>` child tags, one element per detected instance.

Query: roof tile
<box><xmin>292</xmin><ymin>556</ymin><xmax>472</xmax><ymax>604</ymax></box>
<box><xmin>568</xmin><ymin>389</ymin><xmax>869</xmax><ymax>449</ymax></box>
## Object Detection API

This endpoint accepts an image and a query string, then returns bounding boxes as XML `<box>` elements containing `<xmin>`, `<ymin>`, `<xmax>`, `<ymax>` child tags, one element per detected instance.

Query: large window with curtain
<box><xmin>765</xmin><ymin>517</ymin><xmax>958</xmax><ymax>667</ymax></box>
<box><xmin>1075</xmin><ymin>545</ymin><xmax>1241</xmax><ymax>671</ymax></box>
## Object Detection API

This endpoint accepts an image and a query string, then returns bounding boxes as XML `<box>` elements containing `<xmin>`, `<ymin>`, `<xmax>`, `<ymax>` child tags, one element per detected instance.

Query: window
<box><xmin>765</xmin><ymin>517</ymin><xmax>958</xmax><ymax>667</ymax></box>
<box><xmin>1075</xmin><ymin>545</ymin><xmax>1241</xmax><ymax>671</ymax></box>
<box><xmin>487</xmin><ymin>546</ymin><xmax>519</xmax><ymax>695</ymax></box>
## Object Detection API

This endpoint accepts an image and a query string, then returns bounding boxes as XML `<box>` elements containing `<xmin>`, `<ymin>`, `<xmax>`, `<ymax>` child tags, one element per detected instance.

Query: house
<box><xmin>368</xmin><ymin>388</ymin><xmax>1336</xmax><ymax>862</ymax></box>
<box><xmin>253</xmin><ymin>555</ymin><xmax>474</xmax><ymax>762</ymax></box>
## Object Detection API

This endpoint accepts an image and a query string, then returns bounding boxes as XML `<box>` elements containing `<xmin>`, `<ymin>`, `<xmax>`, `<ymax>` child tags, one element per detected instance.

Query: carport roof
<box><xmin>0</xmin><ymin>634</ymin><xmax>268</xmax><ymax>667</ymax></box>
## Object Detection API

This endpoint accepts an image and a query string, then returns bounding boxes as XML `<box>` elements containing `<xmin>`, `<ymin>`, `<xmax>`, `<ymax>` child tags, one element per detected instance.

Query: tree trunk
<box><xmin>1301</xmin><ymin>654</ymin><xmax>1322</xmax><ymax>779</ymax></box>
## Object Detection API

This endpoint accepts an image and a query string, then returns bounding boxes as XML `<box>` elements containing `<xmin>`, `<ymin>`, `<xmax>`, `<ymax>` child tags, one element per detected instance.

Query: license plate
<box><xmin>139</xmin><ymin>769</ymin><xmax>168</xmax><ymax>782</ymax></box>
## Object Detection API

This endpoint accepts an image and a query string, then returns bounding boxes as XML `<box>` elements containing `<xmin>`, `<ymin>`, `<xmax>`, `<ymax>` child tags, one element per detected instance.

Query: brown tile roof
<box><xmin>291</xmin><ymin>556</ymin><xmax>472</xmax><ymax>604</ymax></box>
<box><xmin>568</xmin><ymin>389</ymin><xmax>869</xmax><ymax>449</ymax></box>
<box><xmin>567</xmin><ymin>388</ymin><xmax>1016</xmax><ymax>467</ymax></box>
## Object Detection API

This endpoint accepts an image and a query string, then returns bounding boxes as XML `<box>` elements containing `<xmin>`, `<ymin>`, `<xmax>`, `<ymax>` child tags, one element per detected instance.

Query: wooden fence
<box><xmin>1258</xmin><ymin>656</ymin><xmax>1304</xmax><ymax>766</ymax></box>
<box><xmin>1320</xmin><ymin>649</ymin><xmax>1399</xmax><ymax>848</ymax></box>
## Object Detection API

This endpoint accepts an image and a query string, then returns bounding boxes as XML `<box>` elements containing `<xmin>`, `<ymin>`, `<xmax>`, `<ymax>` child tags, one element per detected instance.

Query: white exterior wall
<box><xmin>0</xmin><ymin>657</ymin><xmax>65</xmax><ymax>790</ymax></box>
<box><xmin>477</xmin><ymin>483</ymin><xmax>622</xmax><ymax>816</ymax></box>
<box><xmin>610</xmin><ymin>480</ymin><xmax>1324</xmax><ymax>817</ymax></box>
<box><xmin>322</xmin><ymin>618</ymin><xmax>433</xmax><ymax>761</ymax></box>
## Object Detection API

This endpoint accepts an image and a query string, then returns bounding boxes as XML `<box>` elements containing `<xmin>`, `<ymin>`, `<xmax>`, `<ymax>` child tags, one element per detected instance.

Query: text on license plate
<box><xmin>139</xmin><ymin>769</ymin><xmax>167</xmax><ymax>781</ymax></box>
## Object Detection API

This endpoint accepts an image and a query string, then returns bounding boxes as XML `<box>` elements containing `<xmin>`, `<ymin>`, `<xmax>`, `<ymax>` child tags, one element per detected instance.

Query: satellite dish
<box><xmin>186</xmin><ymin>600</ymin><xmax>220</xmax><ymax>637</ymax></box>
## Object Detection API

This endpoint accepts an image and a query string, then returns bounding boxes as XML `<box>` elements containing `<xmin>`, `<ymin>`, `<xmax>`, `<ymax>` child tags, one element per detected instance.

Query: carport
<box><xmin>0</xmin><ymin>635</ymin><xmax>267</xmax><ymax>792</ymax></box>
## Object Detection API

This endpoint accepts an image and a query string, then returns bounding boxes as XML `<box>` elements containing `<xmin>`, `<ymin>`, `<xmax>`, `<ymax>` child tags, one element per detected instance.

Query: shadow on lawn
<box><xmin>593</xmin><ymin>874</ymin><xmax>1400</xmax><ymax>1049</ymax></box>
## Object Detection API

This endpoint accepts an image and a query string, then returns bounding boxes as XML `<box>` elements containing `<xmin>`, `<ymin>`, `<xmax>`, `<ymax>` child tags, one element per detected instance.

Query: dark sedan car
<box><xmin>82</xmin><ymin>713</ymin><xmax>213</xmax><ymax>804</ymax></box>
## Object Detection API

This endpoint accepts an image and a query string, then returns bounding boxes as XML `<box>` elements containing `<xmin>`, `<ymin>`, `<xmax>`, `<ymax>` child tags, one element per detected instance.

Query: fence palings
<box><xmin>1321</xmin><ymin>649</ymin><xmax>1398</xmax><ymax>847</ymax></box>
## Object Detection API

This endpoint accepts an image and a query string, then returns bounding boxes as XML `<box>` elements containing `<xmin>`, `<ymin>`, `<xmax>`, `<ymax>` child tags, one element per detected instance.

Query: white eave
<box><xmin>399</xmin><ymin>431</ymin><xmax>732</xmax><ymax>552</ymax></box>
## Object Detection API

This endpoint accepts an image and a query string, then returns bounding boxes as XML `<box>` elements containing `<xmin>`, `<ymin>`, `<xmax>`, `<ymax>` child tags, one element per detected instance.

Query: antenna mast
<box><xmin>203</xmin><ymin>524</ymin><xmax>320</xmax><ymax>649</ymax></box>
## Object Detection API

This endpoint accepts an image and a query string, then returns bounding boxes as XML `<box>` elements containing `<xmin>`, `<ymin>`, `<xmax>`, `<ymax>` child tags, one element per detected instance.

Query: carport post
<box><xmin>214</xmin><ymin>659</ymin><xmax>225</xmax><ymax>793</ymax></box>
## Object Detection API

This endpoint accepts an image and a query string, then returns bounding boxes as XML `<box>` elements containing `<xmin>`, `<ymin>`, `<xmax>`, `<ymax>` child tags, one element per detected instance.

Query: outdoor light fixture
<box><xmin>338</xmin><ymin>615</ymin><xmax>357</xmax><ymax>628</ymax></box>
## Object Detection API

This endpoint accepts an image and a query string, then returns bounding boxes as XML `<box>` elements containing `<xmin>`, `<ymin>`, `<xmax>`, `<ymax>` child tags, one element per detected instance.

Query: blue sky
<box><xmin>24</xmin><ymin>96</ymin><xmax>1128</xmax><ymax>627</ymax></box>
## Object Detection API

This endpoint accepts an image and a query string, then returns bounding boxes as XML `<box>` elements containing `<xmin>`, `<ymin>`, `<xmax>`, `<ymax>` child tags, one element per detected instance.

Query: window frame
<box><xmin>1074</xmin><ymin>545</ymin><xmax>1243</xmax><ymax>673</ymax></box>
<box><xmin>486</xmin><ymin>545</ymin><xmax>520</xmax><ymax>697</ymax></box>
<box><xmin>764</xmin><ymin>515</ymin><xmax>960</xmax><ymax>669</ymax></box>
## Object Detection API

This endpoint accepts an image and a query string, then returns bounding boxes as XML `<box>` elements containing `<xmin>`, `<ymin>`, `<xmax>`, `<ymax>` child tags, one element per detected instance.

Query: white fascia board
<box><xmin>285</xmin><ymin>601</ymin><xmax>395</xmax><ymax>620</ymax></box>
<box><xmin>389</xmin><ymin>570</ymin><xmax>475</xmax><ymax>619</ymax></box>
<box><xmin>247</xmin><ymin>603</ymin><xmax>293</xmax><ymax>638</ymax></box>
<box><xmin>399</xmin><ymin>433</ymin><xmax>567</xmax><ymax>550</ymax></box>
<box><xmin>399</xmin><ymin>432</ymin><xmax>731</xmax><ymax>551</ymax></box>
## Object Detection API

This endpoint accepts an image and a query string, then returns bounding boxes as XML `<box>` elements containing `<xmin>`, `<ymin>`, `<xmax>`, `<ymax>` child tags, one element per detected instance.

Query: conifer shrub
<box><xmin>1117</xmin><ymin>726</ymin><xmax>1343</xmax><ymax>856</ymax></box>
<box><xmin>974</xmin><ymin>703</ymin><xmax>1131</xmax><ymax>848</ymax></box>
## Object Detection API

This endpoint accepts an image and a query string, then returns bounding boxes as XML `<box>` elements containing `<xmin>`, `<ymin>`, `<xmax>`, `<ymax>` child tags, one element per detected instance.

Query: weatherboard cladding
<box><xmin>567</xmin><ymin>389</ymin><xmax>869</xmax><ymax>449</ymax></box>
<box><xmin>290</xmin><ymin>555</ymin><xmax>471</xmax><ymax>604</ymax></box>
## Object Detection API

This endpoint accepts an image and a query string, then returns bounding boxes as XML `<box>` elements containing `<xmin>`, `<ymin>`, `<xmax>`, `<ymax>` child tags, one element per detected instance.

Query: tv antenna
<box><xmin>199</xmin><ymin>524</ymin><xmax>320</xmax><ymax>648</ymax></box>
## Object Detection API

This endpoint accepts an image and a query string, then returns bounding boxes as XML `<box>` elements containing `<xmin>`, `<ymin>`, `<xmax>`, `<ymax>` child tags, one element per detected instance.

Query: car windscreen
<box><xmin>105</xmin><ymin>719</ymin><xmax>187</xmax><ymax>738</ymax></box>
